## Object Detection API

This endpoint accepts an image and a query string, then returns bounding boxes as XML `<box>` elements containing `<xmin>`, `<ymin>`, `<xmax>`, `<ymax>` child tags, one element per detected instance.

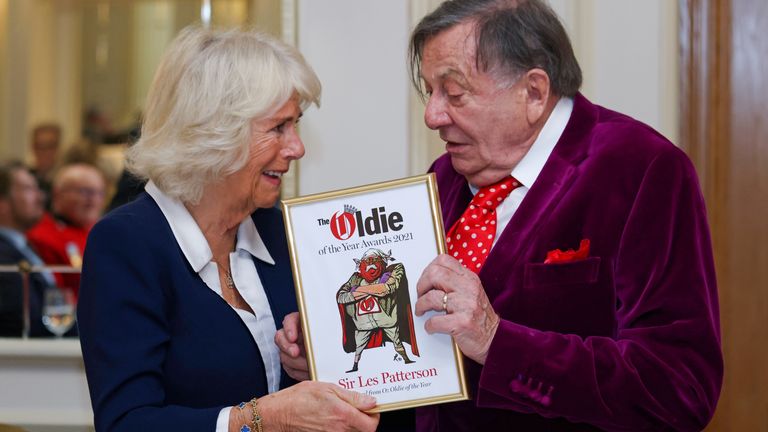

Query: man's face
<box><xmin>32</xmin><ymin>129</ymin><xmax>60</xmax><ymax>173</ymax></box>
<box><xmin>54</xmin><ymin>166</ymin><xmax>106</xmax><ymax>228</ymax></box>
<box><xmin>359</xmin><ymin>256</ymin><xmax>385</xmax><ymax>282</ymax></box>
<box><xmin>420</xmin><ymin>21</ymin><xmax>538</xmax><ymax>187</ymax></box>
<box><xmin>8</xmin><ymin>169</ymin><xmax>44</xmax><ymax>230</ymax></box>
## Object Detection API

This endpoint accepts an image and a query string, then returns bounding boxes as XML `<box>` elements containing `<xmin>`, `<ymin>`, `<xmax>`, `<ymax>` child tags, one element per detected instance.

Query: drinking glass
<box><xmin>42</xmin><ymin>286</ymin><xmax>76</xmax><ymax>337</ymax></box>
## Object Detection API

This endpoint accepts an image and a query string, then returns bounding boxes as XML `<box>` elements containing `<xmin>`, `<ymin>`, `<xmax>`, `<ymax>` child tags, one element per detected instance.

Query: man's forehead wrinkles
<box><xmin>422</xmin><ymin>64</ymin><xmax>471</xmax><ymax>85</ymax></box>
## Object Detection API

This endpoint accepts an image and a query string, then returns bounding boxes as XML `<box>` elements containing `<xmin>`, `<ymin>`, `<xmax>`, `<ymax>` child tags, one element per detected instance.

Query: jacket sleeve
<box><xmin>78</xmin><ymin>215</ymin><xmax>222</xmax><ymax>431</ymax></box>
<box><xmin>475</xmin><ymin>148</ymin><xmax>723</xmax><ymax>431</ymax></box>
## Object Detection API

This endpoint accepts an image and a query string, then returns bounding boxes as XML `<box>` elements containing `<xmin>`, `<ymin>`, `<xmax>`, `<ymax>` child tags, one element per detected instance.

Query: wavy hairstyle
<box><xmin>127</xmin><ymin>26</ymin><xmax>321</xmax><ymax>204</ymax></box>
<box><xmin>410</xmin><ymin>0</ymin><xmax>581</xmax><ymax>97</ymax></box>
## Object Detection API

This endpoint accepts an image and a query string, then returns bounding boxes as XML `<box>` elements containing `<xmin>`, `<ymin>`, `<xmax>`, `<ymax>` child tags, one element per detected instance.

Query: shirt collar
<box><xmin>236</xmin><ymin>211</ymin><xmax>275</xmax><ymax>266</ymax></box>
<box><xmin>511</xmin><ymin>96</ymin><xmax>574</xmax><ymax>188</ymax></box>
<box><xmin>145</xmin><ymin>181</ymin><xmax>274</xmax><ymax>273</ymax></box>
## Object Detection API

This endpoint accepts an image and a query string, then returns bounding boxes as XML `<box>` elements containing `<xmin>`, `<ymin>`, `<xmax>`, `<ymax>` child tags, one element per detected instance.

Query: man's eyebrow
<box><xmin>440</xmin><ymin>69</ymin><xmax>467</xmax><ymax>82</ymax></box>
<box><xmin>423</xmin><ymin>68</ymin><xmax>471</xmax><ymax>89</ymax></box>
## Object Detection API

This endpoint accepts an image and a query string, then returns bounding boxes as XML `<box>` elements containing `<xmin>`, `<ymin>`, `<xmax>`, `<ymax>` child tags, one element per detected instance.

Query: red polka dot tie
<box><xmin>446</xmin><ymin>176</ymin><xmax>521</xmax><ymax>273</ymax></box>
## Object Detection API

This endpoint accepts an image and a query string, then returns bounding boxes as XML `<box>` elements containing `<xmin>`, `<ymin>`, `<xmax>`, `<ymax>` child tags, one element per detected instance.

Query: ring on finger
<box><xmin>442</xmin><ymin>292</ymin><xmax>448</xmax><ymax>312</ymax></box>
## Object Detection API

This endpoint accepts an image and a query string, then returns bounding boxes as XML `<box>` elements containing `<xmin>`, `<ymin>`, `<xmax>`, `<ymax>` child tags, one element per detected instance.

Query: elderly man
<box><xmin>278</xmin><ymin>1</ymin><xmax>722</xmax><ymax>431</ymax></box>
<box><xmin>0</xmin><ymin>161</ymin><xmax>63</xmax><ymax>337</ymax></box>
<box><xmin>27</xmin><ymin>162</ymin><xmax>106</xmax><ymax>299</ymax></box>
<box><xmin>406</xmin><ymin>1</ymin><xmax>722</xmax><ymax>431</ymax></box>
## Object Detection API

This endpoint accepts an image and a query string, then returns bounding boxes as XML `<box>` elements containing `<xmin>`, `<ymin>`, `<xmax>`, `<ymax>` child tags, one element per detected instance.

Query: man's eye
<box><xmin>271</xmin><ymin>122</ymin><xmax>287</xmax><ymax>133</ymax></box>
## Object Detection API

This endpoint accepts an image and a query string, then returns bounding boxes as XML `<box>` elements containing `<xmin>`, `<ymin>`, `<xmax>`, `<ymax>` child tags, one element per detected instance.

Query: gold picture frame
<box><xmin>281</xmin><ymin>173</ymin><xmax>469</xmax><ymax>412</ymax></box>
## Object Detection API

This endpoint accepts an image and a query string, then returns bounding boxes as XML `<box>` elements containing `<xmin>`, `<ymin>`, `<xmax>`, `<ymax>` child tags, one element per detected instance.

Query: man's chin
<box><xmin>449</xmin><ymin>158</ymin><xmax>479</xmax><ymax>178</ymax></box>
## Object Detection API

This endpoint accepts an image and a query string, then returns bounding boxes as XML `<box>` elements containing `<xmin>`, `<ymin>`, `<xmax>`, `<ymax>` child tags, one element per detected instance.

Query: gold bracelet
<box><xmin>237</xmin><ymin>398</ymin><xmax>262</xmax><ymax>432</ymax></box>
<box><xmin>249</xmin><ymin>397</ymin><xmax>263</xmax><ymax>432</ymax></box>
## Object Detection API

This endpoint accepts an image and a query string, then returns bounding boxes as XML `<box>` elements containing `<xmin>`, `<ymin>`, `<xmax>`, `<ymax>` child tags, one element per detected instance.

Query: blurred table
<box><xmin>0</xmin><ymin>338</ymin><xmax>93</xmax><ymax>431</ymax></box>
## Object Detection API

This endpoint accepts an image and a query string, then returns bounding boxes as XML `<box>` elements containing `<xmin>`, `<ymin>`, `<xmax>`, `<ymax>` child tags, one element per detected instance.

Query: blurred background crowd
<box><xmin>0</xmin><ymin>116</ymin><xmax>145</xmax><ymax>338</ymax></box>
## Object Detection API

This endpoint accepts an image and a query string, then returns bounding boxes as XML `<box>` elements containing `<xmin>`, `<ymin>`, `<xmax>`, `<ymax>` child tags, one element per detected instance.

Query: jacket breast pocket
<box><xmin>524</xmin><ymin>256</ymin><xmax>601</xmax><ymax>288</ymax></box>
<box><xmin>520</xmin><ymin>257</ymin><xmax>613</xmax><ymax>336</ymax></box>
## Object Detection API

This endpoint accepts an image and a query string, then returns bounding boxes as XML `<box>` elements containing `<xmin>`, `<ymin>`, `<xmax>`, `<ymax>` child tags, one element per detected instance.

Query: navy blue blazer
<box><xmin>78</xmin><ymin>193</ymin><xmax>297</xmax><ymax>431</ymax></box>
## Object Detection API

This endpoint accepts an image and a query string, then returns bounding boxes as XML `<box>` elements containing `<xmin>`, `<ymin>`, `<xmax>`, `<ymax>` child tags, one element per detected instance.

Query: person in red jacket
<box><xmin>27</xmin><ymin>162</ymin><xmax>106</xmax><ymax>299</ymax></box>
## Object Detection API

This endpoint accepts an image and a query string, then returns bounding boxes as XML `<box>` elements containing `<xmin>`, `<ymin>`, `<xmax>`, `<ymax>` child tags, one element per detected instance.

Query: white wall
<box><xmin>296</xmin><ymin>0</ymin><xmax>410</xmax><ymax>195</ymax></box>
<box><xmin>549</xmin><ymin>0</ymin><xmax>679</xmax><ymax>144</ymax></box>
<box><xmin>294</xmin><ymin>0</ymin><xmax>680</xmax><ymax>197</ymax></box>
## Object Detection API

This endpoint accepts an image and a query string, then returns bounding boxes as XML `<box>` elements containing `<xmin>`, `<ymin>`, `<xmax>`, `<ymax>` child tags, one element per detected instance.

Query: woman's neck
<box><xmin>185</xmin><ymin>188</ymin><xmax>249</xmax><ymax>261</ymax></box>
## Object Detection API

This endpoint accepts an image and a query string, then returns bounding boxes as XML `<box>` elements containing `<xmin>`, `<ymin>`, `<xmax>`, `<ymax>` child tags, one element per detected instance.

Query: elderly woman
<box><xmin>78</xmin><ymin>27</ymin><xmax>379</xmax><ymax>432</ymax></box>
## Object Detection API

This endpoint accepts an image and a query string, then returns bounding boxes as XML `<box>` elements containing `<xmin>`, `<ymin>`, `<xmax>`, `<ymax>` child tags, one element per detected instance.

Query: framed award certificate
<box><xmin>281</xmin><ymin>173</ymin><xmax>469</xmax><ymax>412</ymax></box>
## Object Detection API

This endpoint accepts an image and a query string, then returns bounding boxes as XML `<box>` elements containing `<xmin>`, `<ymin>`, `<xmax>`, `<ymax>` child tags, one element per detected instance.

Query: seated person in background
<box><xmin>107</xmin><ymin>168</ymin><xmax>146</xmax><ymax>212</ymax></box>
<box><xmin>0</xmin><ymin>161</ymin><xmax>75</xmax><ymax>337</ymax></box>
<box><xmin>29</xmin><ymin>123</ymin><xmax>62</xmax><ymax>208</ymax></box>
<box><xmin>26</xmin><ymin>162</ymin><xmax>106</xmax><ymax>299</ymax></box>
<box><xmin>78</xmin><ymin>26</ymin><xmax>379</xmax><ymax>432</ymax></box>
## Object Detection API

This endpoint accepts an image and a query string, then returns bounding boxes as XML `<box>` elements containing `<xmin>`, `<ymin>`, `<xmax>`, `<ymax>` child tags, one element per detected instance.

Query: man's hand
<box><xmin>275</xmin><ymin>312</ymin><xmax>310</xmax><ymax>381</ymax></box>
<box><xmin>414</xmin><ymin>254</ymin><xmax>500</xmax><ymax>364</ymax></box>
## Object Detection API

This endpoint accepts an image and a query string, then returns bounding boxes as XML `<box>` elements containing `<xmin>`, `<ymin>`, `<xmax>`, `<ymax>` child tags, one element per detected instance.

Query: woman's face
<box><xmin>230</xmin><ymin>94</ymin><xmax>305</xmax><ymax>210</ymax></box>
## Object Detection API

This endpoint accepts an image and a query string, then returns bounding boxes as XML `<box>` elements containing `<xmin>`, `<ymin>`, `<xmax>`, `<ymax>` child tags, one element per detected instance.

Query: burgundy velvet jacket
<box><xmin>417</xmin><ymin>94</ymin><xmax>722</xmax><ymax>431</ymax></box>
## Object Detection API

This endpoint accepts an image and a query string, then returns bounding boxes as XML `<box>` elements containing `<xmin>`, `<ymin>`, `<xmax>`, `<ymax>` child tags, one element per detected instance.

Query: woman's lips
<box><xmin>262</xmin><ymin>170</ymin><xmax>284</xmax><ymax>185</ymax></box>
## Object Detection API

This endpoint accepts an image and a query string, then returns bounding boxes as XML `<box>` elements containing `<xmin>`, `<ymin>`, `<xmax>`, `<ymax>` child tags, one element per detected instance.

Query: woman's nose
<box><xmin>284</xmin><ymin>129</ymin><xmax>305</xmax><ymax>160</ymax></box>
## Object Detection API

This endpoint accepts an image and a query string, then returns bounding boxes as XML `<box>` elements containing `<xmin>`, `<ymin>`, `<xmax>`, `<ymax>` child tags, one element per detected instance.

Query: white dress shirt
<box><xmin>145</xmin><ymin>182</ymin><xmax>281</xmax><ymax>431</ymax></box>
<box><xmin>468</xmin><ymin>97</ymin><xmax>574</xmax><ymax>247</ymax></box>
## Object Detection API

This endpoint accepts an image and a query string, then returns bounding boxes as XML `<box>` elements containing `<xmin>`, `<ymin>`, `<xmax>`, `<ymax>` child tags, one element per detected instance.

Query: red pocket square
<box><xmin>544</xmin><ymin>239</ymin><xmax>590</xmax><ymax>264</ymax></box>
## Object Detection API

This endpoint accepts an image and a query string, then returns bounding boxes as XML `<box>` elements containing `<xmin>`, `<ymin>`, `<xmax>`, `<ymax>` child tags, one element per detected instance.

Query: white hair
<box><xmin>126</xmin><ymin>26</ymin><xmax>321</xmax><ymax>204</ymax></box>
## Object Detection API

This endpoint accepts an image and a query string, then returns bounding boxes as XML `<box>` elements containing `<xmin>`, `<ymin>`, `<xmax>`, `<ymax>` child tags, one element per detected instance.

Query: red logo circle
<box><xmin>360</xmin><ymin>297</ymin><xmax>376</xmax><ymax>311</ymax></box>
<box><xmin>330</xmin><ymin>211</ymin><xmax>356</xmax><ymax>240</ymax></box>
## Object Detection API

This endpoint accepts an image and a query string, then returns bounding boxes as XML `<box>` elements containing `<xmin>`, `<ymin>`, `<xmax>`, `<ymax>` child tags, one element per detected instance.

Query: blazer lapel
<box><xmin>481</xmin><ymin>94</ymin><xmax>598</xmax><ymax>298</ymax></box>
<box><xmin>440</xmin><ymin>170</ymin><xmax>474</xmax><ymax>232</ymax></box>
<box><xmin>250</xmin><ymin>208</ymin><xmax>297</xmax><ymax>330</ymax></box>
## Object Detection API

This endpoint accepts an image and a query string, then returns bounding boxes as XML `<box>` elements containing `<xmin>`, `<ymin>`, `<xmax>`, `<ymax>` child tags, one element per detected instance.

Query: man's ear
<box><xmin>524</xmin><ymin>68</ymin><xmax>552</xmax><ymax>125</ymax></box>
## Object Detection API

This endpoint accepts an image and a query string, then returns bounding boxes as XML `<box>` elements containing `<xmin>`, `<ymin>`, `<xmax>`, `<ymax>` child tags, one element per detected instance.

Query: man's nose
<box><xmin>424</xmin><ymin>94</ymin><xmax>452</xmax><ymax>130</ymax></box>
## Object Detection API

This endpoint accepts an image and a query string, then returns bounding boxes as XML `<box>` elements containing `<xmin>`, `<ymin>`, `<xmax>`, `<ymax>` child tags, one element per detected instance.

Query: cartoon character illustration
<box><xmin>336</xmin><ymin>248</ymin><xmax>419</xmax><ymax>373</ymax></box>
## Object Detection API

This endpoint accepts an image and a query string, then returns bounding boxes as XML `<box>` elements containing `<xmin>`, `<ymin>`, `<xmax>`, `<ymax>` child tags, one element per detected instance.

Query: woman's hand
<box><xmin>275</xmin><ymin>312</ymin><xmax>310</xmax><ymax>381</ymax></box>
<box><xmin>261</xmin><ymin>381</ymin><xmax>379</xmax><ymax>432</ymax></box>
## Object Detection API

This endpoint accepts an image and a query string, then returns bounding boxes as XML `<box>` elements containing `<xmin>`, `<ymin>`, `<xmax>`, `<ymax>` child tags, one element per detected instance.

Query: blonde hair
<box><xmin>127</xmin><ymin>26</ymin><xmax>321</xmax><ymax>204</ymax></box>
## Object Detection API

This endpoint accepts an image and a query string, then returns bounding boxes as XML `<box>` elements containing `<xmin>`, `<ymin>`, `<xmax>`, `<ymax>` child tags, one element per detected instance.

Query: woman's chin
<box><xmin>252</xmin><ymin>190</ymin><xmax>280</xmax><ymax>210</ymax></box>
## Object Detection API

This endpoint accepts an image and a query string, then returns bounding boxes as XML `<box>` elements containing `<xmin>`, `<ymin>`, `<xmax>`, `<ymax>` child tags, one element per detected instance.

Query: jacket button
<box><xmin>540</xmin><ymin>386</ymin><xmax>554</xmax><ymax>407</ymax></box>
<box><xmin>509</xmin><ymin>374</ymin><xmax>525</xmax><ymax>393</ymax></box>
<box><xmin>528</xmin><ymin>381</ymin><xmax>544</xmax><ymax>401</ymax></box>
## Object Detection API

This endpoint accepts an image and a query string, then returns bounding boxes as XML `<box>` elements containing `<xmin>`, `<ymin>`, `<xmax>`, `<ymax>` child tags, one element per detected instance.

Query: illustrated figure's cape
<box><xmin>338</xmin><ymin>264</ymin><xmax>420</xmax><ymax>357</ymax></box>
